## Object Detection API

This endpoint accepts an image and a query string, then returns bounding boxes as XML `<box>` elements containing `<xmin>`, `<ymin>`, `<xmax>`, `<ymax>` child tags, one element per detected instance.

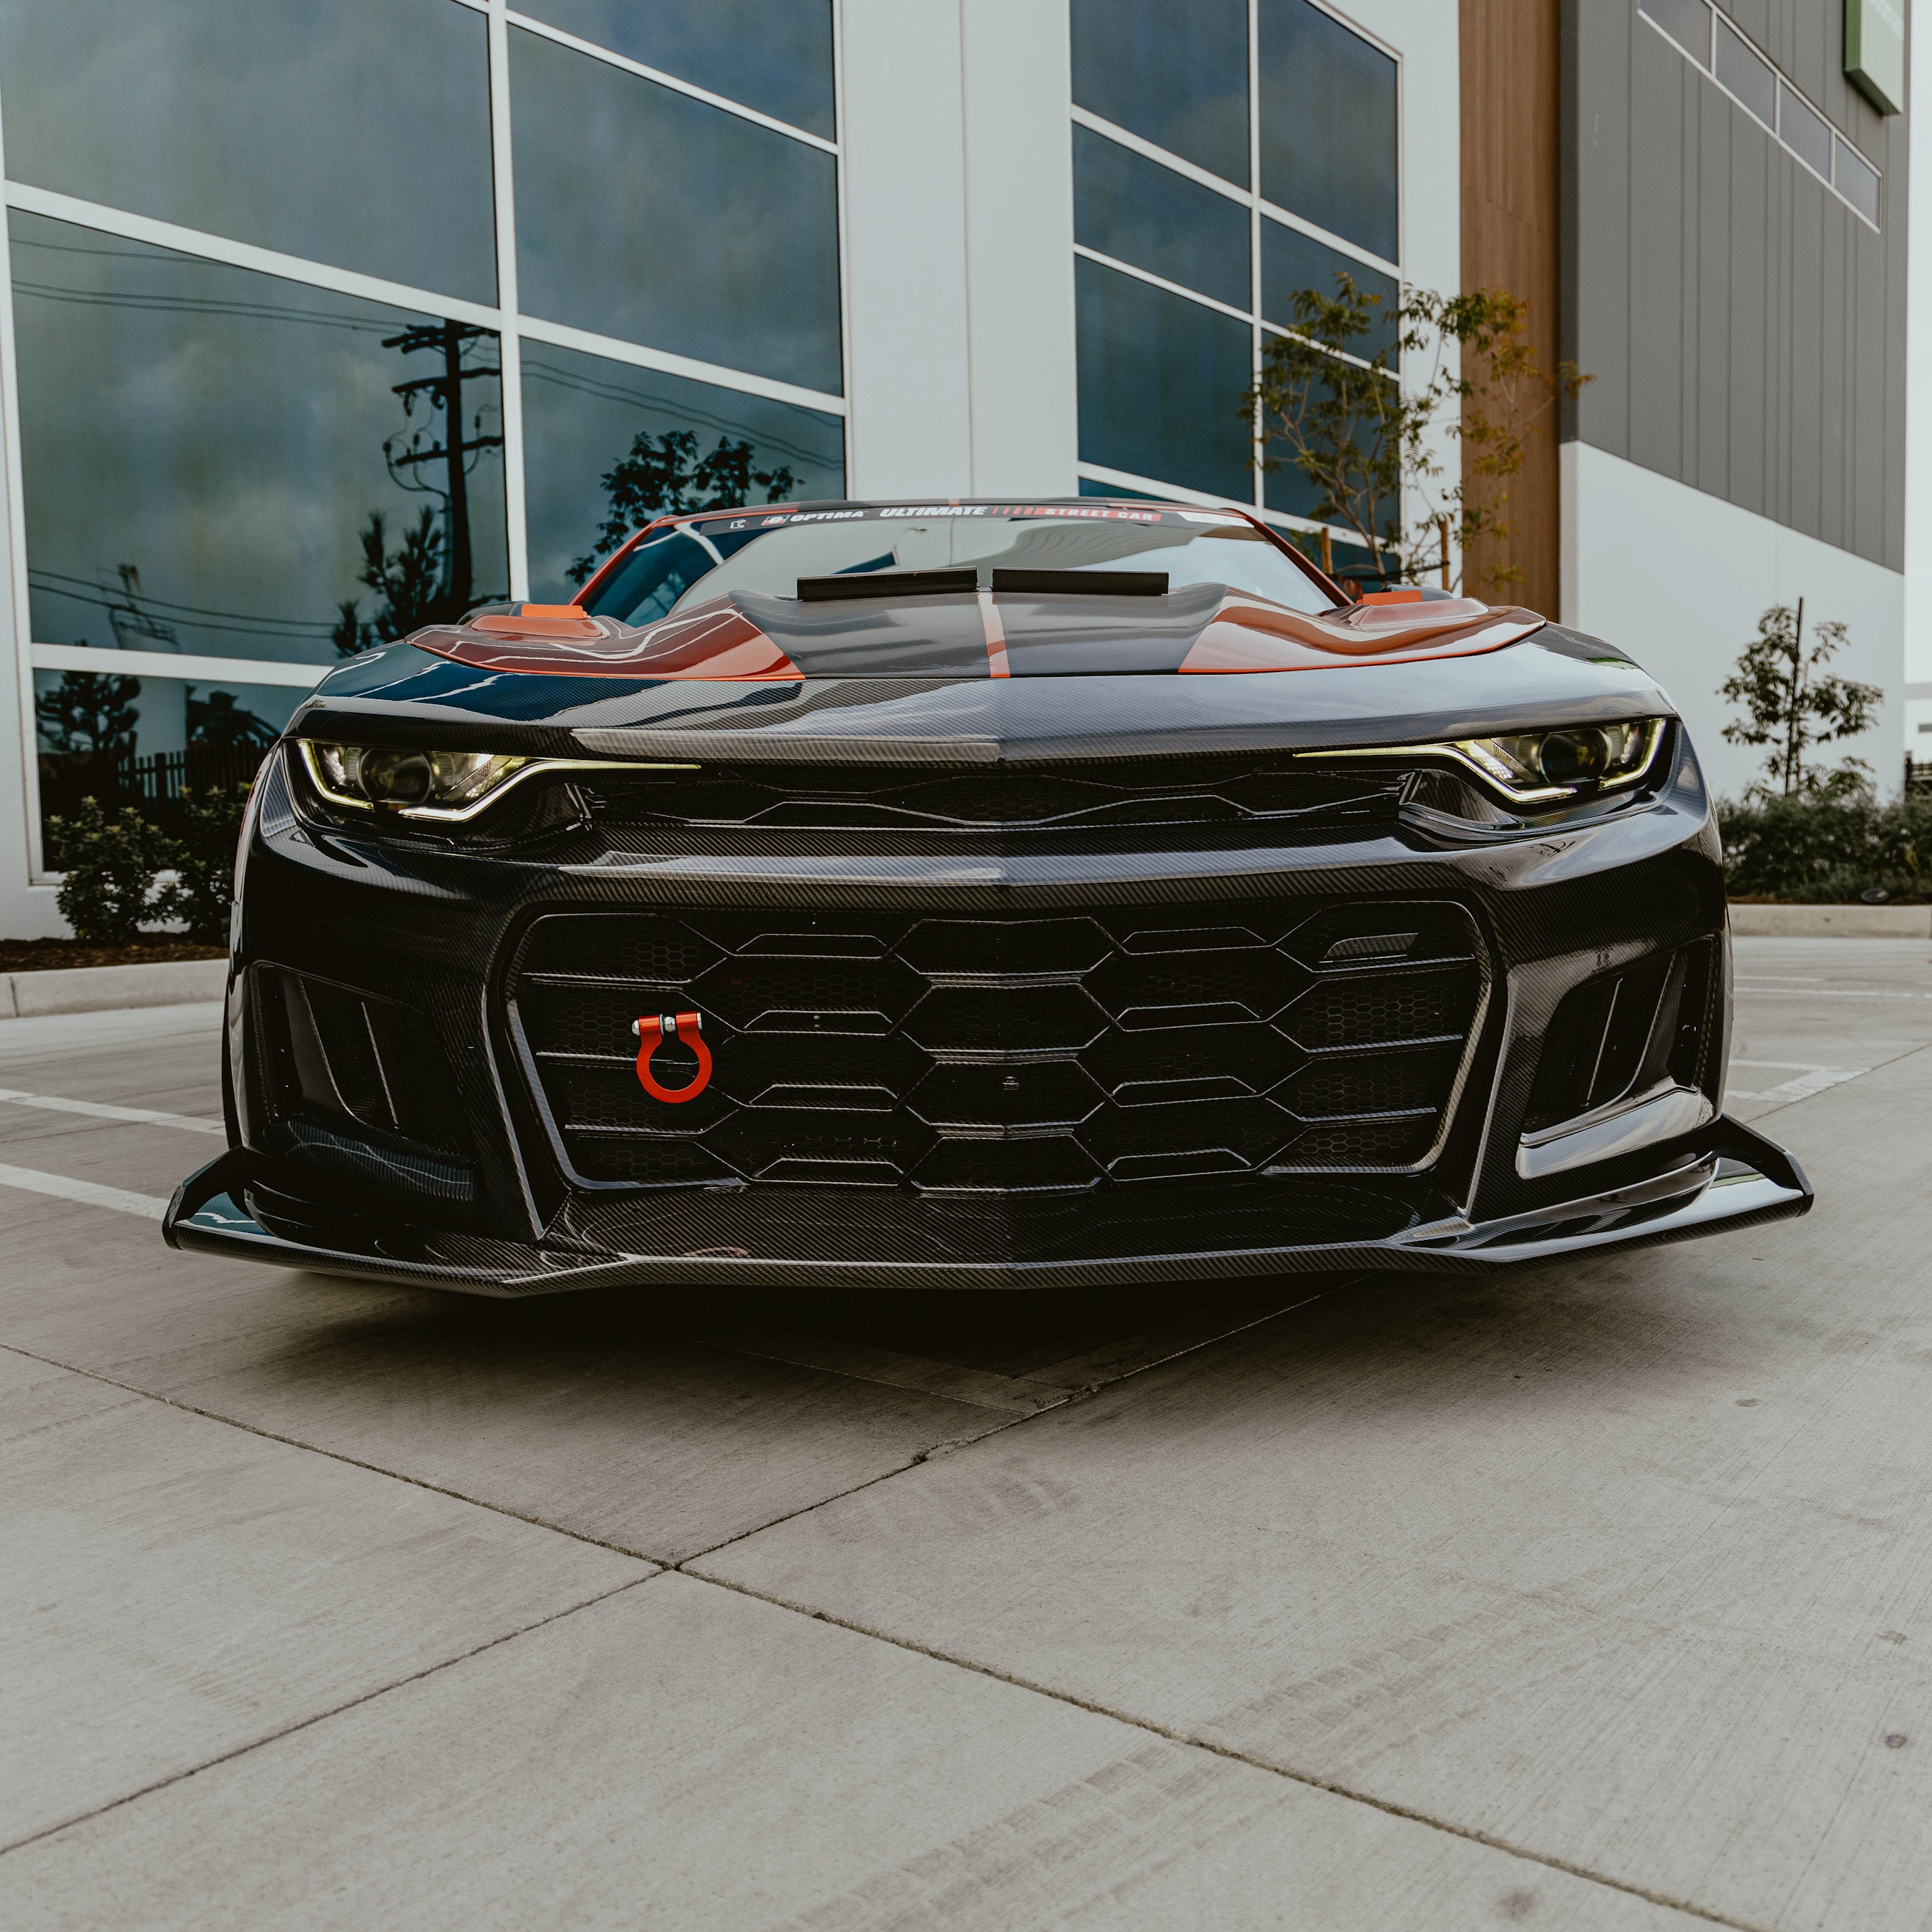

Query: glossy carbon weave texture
<box><xmin>164</xmin><ymin>498</ymin><xmax>1810</xmax><ymax>1292</ymax></box>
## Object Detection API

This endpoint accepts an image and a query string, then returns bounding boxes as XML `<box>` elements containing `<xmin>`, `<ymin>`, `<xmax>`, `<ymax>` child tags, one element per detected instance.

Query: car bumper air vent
<box><xmin>1523</xmin><ymin>939</ymin><xmax>1720</xmax><ymax>1137</ymax></box>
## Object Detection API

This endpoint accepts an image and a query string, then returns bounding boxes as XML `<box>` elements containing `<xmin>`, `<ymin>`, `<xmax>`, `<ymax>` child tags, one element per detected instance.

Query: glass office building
<box><xmin>0</xmin><ymin>0</ymin><xmax>1907</xmax><ymax>933</ymax></box>
<box><xmin>0</xmin><ymin>0</ymin><xmax>850</xmax><ymax>867</ymax></box>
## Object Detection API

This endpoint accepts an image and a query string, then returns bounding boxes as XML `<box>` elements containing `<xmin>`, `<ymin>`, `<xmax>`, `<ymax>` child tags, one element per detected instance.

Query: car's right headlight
<box><xmin>1301</xmin><ymin>718</ymin><xmax>1667</xmax><ymax>806</ymax></box>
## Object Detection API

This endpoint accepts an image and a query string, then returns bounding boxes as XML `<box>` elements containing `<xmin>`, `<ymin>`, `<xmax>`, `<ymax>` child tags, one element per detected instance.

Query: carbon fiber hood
<box><xmin>292</xmin><ymin>623</ymin><xmax>1672</xmax><ymax>764</ymax></box>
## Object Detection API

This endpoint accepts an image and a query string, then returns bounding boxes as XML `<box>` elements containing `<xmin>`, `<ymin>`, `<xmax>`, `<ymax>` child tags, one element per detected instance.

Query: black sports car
<box><xmin>165</xmin><ymin>497</ymin><xmax>1810</xmax><ymax>1293</ymax></box>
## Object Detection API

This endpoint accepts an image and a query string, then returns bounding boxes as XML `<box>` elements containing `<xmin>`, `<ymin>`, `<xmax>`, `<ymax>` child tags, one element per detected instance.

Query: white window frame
<box><xmin>1068</xmin><ymin>0</ymin><xmax>1403</xmax><ymax>557</ymax></box>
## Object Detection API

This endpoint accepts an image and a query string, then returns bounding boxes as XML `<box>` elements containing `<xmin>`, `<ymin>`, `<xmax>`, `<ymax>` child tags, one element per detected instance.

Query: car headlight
<box><xmin>1302</xmin><ymin>718</ymin><xmax>1666</xmax><ymax>806</ymax></box>
<box><xmin>295</xmin><ymin>741</ymin><xmax>696</xmax><ymax>822</ymax></box>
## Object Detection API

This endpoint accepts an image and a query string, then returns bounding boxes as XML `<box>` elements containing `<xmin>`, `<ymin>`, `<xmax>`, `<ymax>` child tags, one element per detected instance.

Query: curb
<box><xmin>0</xmin><ymin>957</ymin><xmax>229</xmax><ymax>1019</ymax></box>
<box><xmin>1728</xmin><ymin>903</ymin><xmax>1932</xmax><ymax>938</ymax></box>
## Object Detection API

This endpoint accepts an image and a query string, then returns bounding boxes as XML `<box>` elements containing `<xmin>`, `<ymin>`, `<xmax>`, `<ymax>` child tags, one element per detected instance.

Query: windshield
<box><xmin>581</xmin><ymin>504</ymin><xmax>1338</xmax><ymax>625</ymax></box>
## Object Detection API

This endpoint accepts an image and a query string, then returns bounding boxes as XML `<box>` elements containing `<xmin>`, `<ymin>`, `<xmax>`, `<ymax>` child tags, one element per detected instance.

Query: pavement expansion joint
<box><xmin>0</xmin><ymin>1340</ymin><xmax>679</xmax><ymax>1563</ymax></box>
<box><xmin>0</xmin><ymin>1571</ymin><xmax>665</xmax><ymax>1862</ymax></box>
<box><xmin>670</xmin><ymin>1568</ymin><xmax>1775</xmax><ymax>1932</ymax></box>
<box><xmin>666</xmin><ymin>1288</ymin><xmax>1333</xmax><ymax>1572</ymax></box>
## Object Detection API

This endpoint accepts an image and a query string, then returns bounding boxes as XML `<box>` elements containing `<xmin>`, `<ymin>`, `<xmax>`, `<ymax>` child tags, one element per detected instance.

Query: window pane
<box><xmin>521</xmin><ymin>342</ymin><xmax>845</xmax><ymax>598</ymax></box>
<box><xmin>1075</xmin><ymin>257</ymin><xmax>1252</xmax><ymax>502</ymax></box>
<box><xmin>1638</xmin><ymin>0</ymin><xmax>1712</xmax><ymax>64</ymax></box>
<box><xmin>10</xmin><ymin>211</ymin><xmax>508</xmax><ymax>669</ymax></box>
<box><xmin>1074</xmin><ymin>127</ymin><xmax>1249</xmax><ymax>310</ymax></box>
<box><xmin>1077</xmin><ymin>477</ymin><xmax>1168</xmax><ymax>501</ymax></box>
<box><xmin>1070</xmin><ymin>0</ymin><xmax>1249</xmax><ymax>187</ymax></box>
<box><xmin>36</xmin><ymin>670</ymin><xmax>297</xmax><ymax>845</ymax></box>
<box><xmin>1257</xmin><ymin>0</ymin><xmax>1399</xmax><ymax>264</ymax></box>
<box><xmin>1262</xmin><ymin>221</ymin><xmax>1397</xmax><ymax>361</ymax></box>
<box><xmin>1713</xmin><ymin>19</ymin><xmax>1775</xmax><ymax>126</ymax></box>
<box><xmin>0</xmin><ymin>0</ymin><xmax>495</xmax><ymax>304</ymax></box>
<box><xmin>1262</xmin><ymin>401</ymin><xmax>1396</xmax><ymax>547</ymax></box>
<box><xmin>1835</xmin><ymin>137</ymin><xmax>1881</xmax><ymax>223</ymax></box>
<box><xmin>511</xmin><ymin>29</ymin><xmax>841</xmax><ymax>395</ymax></box>
<box><xmin>516</xmin><ymin>0</ymin><xmax>834</xmax><ymax>139</ymax></box>
<box><xmin>1779</xmin><ymin>82</ymin><xmax>1832</xmax><ymax>178</ymax></box>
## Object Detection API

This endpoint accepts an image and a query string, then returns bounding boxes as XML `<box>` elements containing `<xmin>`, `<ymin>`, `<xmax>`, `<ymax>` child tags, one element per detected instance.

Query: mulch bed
<box><xmin>0</xmin><ymin>938</ymin><xmax>226</xmax><ymax>973</ymax></box>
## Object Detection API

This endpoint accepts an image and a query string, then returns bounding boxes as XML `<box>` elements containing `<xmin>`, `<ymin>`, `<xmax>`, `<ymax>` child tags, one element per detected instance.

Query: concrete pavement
<box><xmin>1</xmin><ymin>937</ymin><xmax>1928</xmax><ymax>1928</ymax></box>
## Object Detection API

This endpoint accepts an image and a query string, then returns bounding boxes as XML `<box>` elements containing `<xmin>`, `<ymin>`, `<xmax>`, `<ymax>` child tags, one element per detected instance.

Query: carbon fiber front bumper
<box><xmin>164</xmin><ymin>1118</ymin><xmax>1810</xmax><ymax>1297</ymax></box>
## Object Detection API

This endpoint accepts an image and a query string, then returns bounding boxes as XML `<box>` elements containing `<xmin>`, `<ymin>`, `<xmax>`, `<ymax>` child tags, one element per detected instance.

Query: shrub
<box><xmin>1719</xmin><ymin>791</ymin><xmax>1932</xmax><ymax>902</ymax></box>
<box><xmin>44</xmin><ymin>798</ymin><xmax>183</xmax><ymax>944</ymax></box>
<box><xmin>156</xmin><ymin>785</ymin><xmax>249</xmax><ymax>945</ymax></box>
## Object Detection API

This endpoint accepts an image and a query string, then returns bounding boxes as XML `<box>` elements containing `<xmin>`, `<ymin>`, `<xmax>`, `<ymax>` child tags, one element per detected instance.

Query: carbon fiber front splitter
<box><xmin>163</xmin><ymin>1118</ymin><xmax>1810</xmax><ymax>1297</ymax></box>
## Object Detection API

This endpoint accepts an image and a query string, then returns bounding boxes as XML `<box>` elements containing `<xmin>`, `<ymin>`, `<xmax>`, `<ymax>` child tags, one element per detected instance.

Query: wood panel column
<box><xmin>1460</xmin><ymin>0</ymin><xmax>1561</xmax><ymax>617</ymax></box>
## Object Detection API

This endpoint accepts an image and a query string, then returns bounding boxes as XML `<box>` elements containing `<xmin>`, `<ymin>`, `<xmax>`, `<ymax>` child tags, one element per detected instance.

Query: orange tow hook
<box><xmin>633</xmin><ymin>1010</ymin><xmax>711</xmax><ymax>1103</ymax></box>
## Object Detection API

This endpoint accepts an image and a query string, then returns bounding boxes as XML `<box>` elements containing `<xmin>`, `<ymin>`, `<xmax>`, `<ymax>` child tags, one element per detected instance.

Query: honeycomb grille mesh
<box><xmin>511</xmin><ymin>901</ymin><xmax>1484</xmax><ymax>1193</ymax></box>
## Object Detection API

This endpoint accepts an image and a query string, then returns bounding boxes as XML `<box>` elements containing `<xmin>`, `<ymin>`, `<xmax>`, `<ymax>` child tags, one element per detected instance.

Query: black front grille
<box><xmin>579</xmin><ymin>758</ymin><xmax>1401</xmax><ymax>837</ymax></box>
<box><xmin>509</xmin><ymin>900</ymin><xmax>1486</xmax><ymax>1195</ymax></box>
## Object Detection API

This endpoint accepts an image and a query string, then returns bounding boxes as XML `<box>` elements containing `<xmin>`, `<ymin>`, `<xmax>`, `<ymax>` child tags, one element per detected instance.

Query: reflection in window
<box><xmin>520</xmin><ymin>341</ymin><xmax>844</xmax><ymax>598</ymax></box>
<box><xmin>0</xmin><ymin>0</ymin><xmax>496</xmax><ymax>304</ymax></box>
<box><xmin>511</xmin><ymin>29</ymin><xmax>842</xmax><ymax>395</ymax></box>
<box><xmin>1258</xmin><ymin>0</ymin><xmax>1399</xmax><ymax>264</ymax></box>
<box><xmin>9</xmin><ymin>211</ymin><xmax>508</xmax><ymax>668</ymax></box>
<box><xmin>34</xmin><ymin>669</ymin><xmax>296</xmax><ymax>845</ymax></box>
<box><xmin>1070</xmin><ymin>0</ymin><xmax>1249</xmax><ymax>187</ymax></box>
<box><xmin>1262</xmin><ymin>221</ymin><xmax>1397</xmax><ymax>360</ymax></box>
<box><xmin>514</xmin><ymin>0</ymin><xmax>835</xmax><ymax>139</ymax></box>
<box><xmin>1074</xmin><ymin>127</ymin><xmax>1249</xmax><ymax>310</ymax></box>
<box><xmin>1075</xmin><ymin>258</ymin><xmax>1252</xmax><ymax>502</ymax></box>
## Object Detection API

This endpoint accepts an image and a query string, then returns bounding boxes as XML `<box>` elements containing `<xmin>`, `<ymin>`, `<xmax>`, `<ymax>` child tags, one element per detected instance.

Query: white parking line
<box><xmin>0</xmin><ymin>1161</ymin><xmax>168</xmax><ymax>1219</ymax></box>
<box><xmin>0</xmin><ymin>1088</ymin><xmax>224</xmax><ymax>1134</ymax></box>
<box><xmin>1733</xmin><ymin>983</ymin><xmax>1930</xmax><ymax>1000</ymax></box>
<box><xmin>1726</xmin><ymin>1062</ymin><xmax>1863</xmax><ymax>1105</ymax></box>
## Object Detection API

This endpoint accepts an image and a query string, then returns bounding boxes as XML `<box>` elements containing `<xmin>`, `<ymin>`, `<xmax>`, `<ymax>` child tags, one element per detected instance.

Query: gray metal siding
<box><xmin>1561</xmin><ymin>0</ymin><xmax>1908</xmax><ymax>570</ymax></box>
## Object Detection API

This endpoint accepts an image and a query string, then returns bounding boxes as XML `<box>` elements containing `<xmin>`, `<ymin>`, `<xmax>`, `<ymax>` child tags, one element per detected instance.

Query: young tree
<box><xmin>1245</xmin><ymin>278</ymin><xmax>1586</xmax><ymax>595</ymax></box>
<box><xmin>1721</xmin><ymin>600</ymin><xmax>1883</xmax><ymax>799</ymax></box>
<box><xmin>569</xmin><ymin>429</ymin><xmax>796</xmax><ymax>585</ymax></box>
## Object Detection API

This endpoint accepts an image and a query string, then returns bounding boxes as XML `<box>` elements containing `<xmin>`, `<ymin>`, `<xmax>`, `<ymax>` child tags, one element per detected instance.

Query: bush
<box><xmin>1719</xmin><ymin>791</ymin><xmax>1932</xmax><ymax>902</ymax></box>
<box><xmin>44</xmin><ymin>798</ymin><xmax>182</xmax><ymax>944</ymax></box>
<box><xmin>157</xmin><ymin>785</ymin><xmax>248</xmax><ymax>945</ymax></box>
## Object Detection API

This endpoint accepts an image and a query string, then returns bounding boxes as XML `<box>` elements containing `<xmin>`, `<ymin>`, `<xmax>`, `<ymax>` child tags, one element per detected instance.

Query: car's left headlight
<box><xmin>298</xmin><ymin>741</ymin><xmax>531</xmax><ymax>819</ymax></box>
<box><xmin>294</xmin><ymin>741</ymin><xmax>699</xmax><ymax>823</ymax></box>
<box><xmin>1303</xmin><ymin>718</ymin><xmax>1667</xmax><ymax>806</ymax></box>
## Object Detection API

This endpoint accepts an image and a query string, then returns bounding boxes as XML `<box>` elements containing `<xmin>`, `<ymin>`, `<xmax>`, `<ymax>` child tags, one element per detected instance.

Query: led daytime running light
<box><xmin>1299</xmin><ymin>718</ymin><xmax>1665</xmax><ymax>806</ymax></box>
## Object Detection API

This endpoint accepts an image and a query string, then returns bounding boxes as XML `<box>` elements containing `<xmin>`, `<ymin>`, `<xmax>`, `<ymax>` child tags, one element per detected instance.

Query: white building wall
<box><xmin>1563</xmin><ymin>441</ymin><xmax>1905</xmax><ymax>801</ymax></box>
